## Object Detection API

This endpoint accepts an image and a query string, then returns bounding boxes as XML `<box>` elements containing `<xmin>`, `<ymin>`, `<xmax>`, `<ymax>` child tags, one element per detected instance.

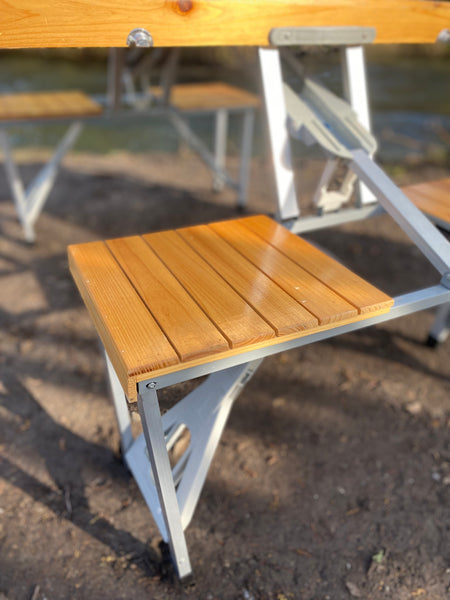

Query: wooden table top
<box><xmin>1</xmin><ymin>1</ymin><xmax>449</xmax><ymax>48</ymax></box>
<box><xmin>0</xmin><ymin>90</ymin><xmax>102</xmax><ymax>122</ymax></box>
<box><xmin>68</xmin><ymin>215</ymin><xmax>393</xmax><ymax>399</ymax></box>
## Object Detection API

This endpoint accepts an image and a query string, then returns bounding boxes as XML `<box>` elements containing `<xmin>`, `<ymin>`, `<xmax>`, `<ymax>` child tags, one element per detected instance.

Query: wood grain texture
<box><xmin>402</xmin><ymin>178</ymin><xmax>450</xmax><ymax>227</ymax></box>
<box><xmin>210</xmin><ymin>218</ymin><xmax>358</xmax><ymax>324</ymax></box>
<box><xmin>150</xmin><ymin>82</ymin><xmax>260</xmax><ymax>111</ymax></box>
<box><xmin>178</xmin><ymin>223</ymin><xmax>319</xmax><ymax>334</ymax></box>
<box><xmin>1</xmin><ymin>1</ymin><xmax>449</xmax><ymax>48</ymax></box>
<box><xmin>0</xmin><ymin>91</ymin><xmax>102</xmax><ymax>121</ymax></box>
<box><xmin>143</xmin><ymin>229</ymin><xmax>276</xmax><ymax>348</ymax></box>
<box><xmin>68</xmin><ymin>241</ymin><xmax>179</xmax><ymax>398</ymax></box>
<box><xmin>241</xmin><ymin>215</ymin><xmax>394</xmax><ymax>314</ymax></box>
<box><xmin>69</xmin><ymin>216</ymin><xmax>394</xmax><ymax>400</ymax></box>
<box><xmin>106</xmin><ymin>235</ymin><xmax>229</xmax><ymax>361</ymax></box>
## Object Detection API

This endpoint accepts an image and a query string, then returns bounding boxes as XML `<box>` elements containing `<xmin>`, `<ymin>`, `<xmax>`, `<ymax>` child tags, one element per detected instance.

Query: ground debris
<box><xmin>345</xmin><ymin>580</ymin><xmax>362</xmax><ymax>597</ymax></box>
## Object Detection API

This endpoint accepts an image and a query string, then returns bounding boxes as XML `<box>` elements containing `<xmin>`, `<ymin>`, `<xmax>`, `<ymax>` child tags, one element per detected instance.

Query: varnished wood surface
<box><xmin>69</xmin><ymin>215</ymin><xmax>393</xmax><ymax>399</ymax></box>
<box><xmin>0</xmin><ymin>91</ymin><xmax>102</xmax><ymax>122</ymax></box>
<box><xmin>1</xmin><ymin>1</ymin><xmax>449</xmax><ymax>48</ymax></box>
<box><xmin>403</xmin><ymin>178</ymin><xmax>450</xmax><ymax>229</ymax></box>
<box><xmin>150</xmin><ymin>83</ymin><xmax>260</xmax><ymax>111</ymax></box>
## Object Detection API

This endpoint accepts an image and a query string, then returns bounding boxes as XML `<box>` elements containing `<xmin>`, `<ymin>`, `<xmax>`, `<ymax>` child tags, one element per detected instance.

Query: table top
<box><xmin>68</xmin><ymin>215</ymin><xmax>393</xmax><ymax>399</ymax></box>
<box><xmin>1</xmin><ymin>1</ymin><xmax>450</xmax><ymax>48</ymax></box>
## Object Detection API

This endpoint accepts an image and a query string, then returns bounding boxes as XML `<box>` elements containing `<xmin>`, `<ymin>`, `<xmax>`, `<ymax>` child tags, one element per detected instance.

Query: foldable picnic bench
<box><xmin>0</xmin><ymin>90</ymin><xmax>102</xmax><ymax>242</ymax></box>
<box><xmin>3</xmin><ymin>0</ymin><xmax>450</xmax><ymax>582</ymax></box>
<box><xmin>0</xmin><ymin>52</ymin><xmax>258</xmax><ymax>243</ymax></box>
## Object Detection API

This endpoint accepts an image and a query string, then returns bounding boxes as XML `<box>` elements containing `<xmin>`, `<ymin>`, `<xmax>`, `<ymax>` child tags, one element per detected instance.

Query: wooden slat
<box><xmin>106</xmin><ymin>235</ymin><xmax>229</xmax><ymax>361</ymax></box>
<box><xmin>0</xmin><ymin>90</ymin><xmax>102</xmax><ymax>121</ymax></box>
<box><xmin>150</xmin><ymin>83</ymin><xmax>260</xmax><ymax>111</ymax></box>
<box><xmin>241</xmin><ymin>215</ymin><xmax>394</xmax><ymax>314</ymax></box>
<box><xmin>68</xmin><ymin>241</ymin><xmax>179</xmax><ymax>398</ymax></box>
<box><xmin>210</xmin><ymin>219</ymin><xmax>358</xmax><ymax>324</ymax></box>
<box><xmin>178</xmin><ymin>223</ymin><xmax>319</xmax><ymax>334</ymax></box>
<box><xmin>403</xmin><ymin>178</ymin><xmax>450</xmax><ymax>226</ymax></box>
<box><xmin>143</xmin><ymin>229</ymin><xmax>276</xmax><ymax>348</ymax></box>
<box><xmin>1</xmin><ymin>1</ymin><xmax>449</xmax><ymax>48</ymax></box>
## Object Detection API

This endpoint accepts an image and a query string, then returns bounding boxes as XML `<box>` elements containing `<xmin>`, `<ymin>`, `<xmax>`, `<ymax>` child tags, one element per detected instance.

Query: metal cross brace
<box><xmin>104</xmin><ymin>350</ymin><xmax>262</xmax><ymax>580</ymax></box>
<box><xmin>0</xmin><ymin>123</ymin><xmax>83</xmax><ymax>242</ymax></box>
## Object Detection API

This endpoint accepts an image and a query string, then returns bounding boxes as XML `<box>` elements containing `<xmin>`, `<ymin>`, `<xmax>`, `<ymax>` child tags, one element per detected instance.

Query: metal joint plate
<box><xmin>269</xmin><ymin>26</ymin><xmax>376</xmax><ymax>47</ymax></box>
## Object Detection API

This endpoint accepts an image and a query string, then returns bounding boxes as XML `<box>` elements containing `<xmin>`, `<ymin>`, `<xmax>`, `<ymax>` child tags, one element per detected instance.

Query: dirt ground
<box><xmin>0</xmin><ymin>151</ymin><xmax>449</xmax><ymax>600</ymax></box>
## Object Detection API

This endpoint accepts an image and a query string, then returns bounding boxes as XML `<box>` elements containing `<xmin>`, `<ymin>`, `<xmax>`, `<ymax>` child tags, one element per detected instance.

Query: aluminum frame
<box><xmin>0</xmin><ymin>123</ymin><xmax>82</xmax><ymax>242</ymax></box>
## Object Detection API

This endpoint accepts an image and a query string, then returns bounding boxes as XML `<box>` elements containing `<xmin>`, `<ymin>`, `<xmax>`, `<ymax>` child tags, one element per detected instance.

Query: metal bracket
<box><xmin>269</xmin><ymin>26</ymin><xmax>376</xmax><ymax>47</ymax></box>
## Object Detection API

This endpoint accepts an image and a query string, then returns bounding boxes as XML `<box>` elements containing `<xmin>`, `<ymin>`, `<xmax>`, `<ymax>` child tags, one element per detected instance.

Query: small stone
<box><xmin>404</xmin><ymin>401</ymin><xmax>422</xmax><ymax>415</ymax></box>
<box><xmin>346</xmin><ymin>581</ymin><xmax>362</xmax><ymax>597</ymax></box>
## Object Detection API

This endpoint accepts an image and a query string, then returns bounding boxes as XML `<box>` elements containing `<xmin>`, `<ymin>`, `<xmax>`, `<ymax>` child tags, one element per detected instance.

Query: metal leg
<box><xmin>212</xmin><ymin>108</ymin><xmax>228</xmax><ymax>192</ymax></box>
<box><xmin>427</xmin><ymin>303</ymin><xmax>450</xmax><ymax>346</ymax></box>
<box><xmin>138</xmin><ymin>386</ymin><xmax>192</xmax><ymax>581</ymax></box>
<box><xmin>115</xmin><ymin>359</ymin><xmax>263</xmax><ymax>579</ymax></box>
<box><xmin>351</xmin><ymin>149</ymin><xmax>450</xmax><ymax>276</ymax></box>
<box><xmin>258</xmin><ymin>47</ymin><xmax>299</xmax><ymax>221</ymax></box>
<box><xmin>104</xmin><ymin>351</ymin><xmax>133</xmax><ymax>453</ymax></box>
<box><xmin>341</xmin><ymin>46</ymin><xmax>375</xmax><ymax>206</ymax></box>
<box><xmin>237</xmin><ymin>107</ymin><xmax>255</xmax><ymax>209</ymax></box>
<box><xmin>0</xmin><ymin>122</ymin><xmax>83</xmax><ymax>242</ymax></box>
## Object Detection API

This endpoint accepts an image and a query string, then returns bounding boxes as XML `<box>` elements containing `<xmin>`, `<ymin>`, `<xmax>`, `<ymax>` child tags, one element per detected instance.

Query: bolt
<box><xmin>127</xmin><ymin>28</ymin><xmax>153</xmax><ymax>48</ymax></box>
<box><xmin>437</xmin><ymin>29</ymin><xmax>450</xmax><ymax>43</ymax></box>
<box><xmin>146</xmin><ymin>381</ymin><xmax>157</xmax><ymax>389</ymax></box>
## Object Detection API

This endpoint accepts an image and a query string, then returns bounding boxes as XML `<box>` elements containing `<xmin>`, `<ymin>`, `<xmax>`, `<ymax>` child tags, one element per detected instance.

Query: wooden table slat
<box><xmin>178</xmin><ymin>223</ymin><xmax>319</xmax><ymax>334</ymax></box>
<box><xmin>241</xmin><ymin>215</ymin><xmax>394</xmax><ymax>314</ymax></box>
<box><xmin>143</xmin><ymin>229</ymin><xmax>276</xmax><ymax>348</ymax></box>
<box><xmin>68</xmin><ymin>241</ymin><xmax>180</xmax><ymax>397</ymax></box>
<box><xmin>106</xmin><ymin>235</ymin><xmax>230</xmax><ymax>362</ymax></box>
<box><xmin>210</xmin><ymin>219</ymin><xmax>359</xmax><ymax>324</ymax></box>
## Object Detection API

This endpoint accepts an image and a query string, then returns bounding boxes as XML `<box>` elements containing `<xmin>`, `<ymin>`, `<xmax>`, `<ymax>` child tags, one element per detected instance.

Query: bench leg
<box><xmin>138</xmin><ymin>386</ymin><xmax>192</xmax><ymax>581</ymax></box>
<box><xmin>237</xmin><ymin>107</ymin><xmax>255</xmax><ymax>209</ymax></box>
<box><xmin>105</xmin><ymin>357</ymin><xmax>262</xmax><ymax>579</ymax></box>
<box><xmin>0</xmin><ymin>122</ymin><xmax>83</xmax><ymax>242</ymax></box>
<box><xmin>427</xmin><ymin>302</ymin><xmax>450</xmax><ymax>346</ymax></box>
<box><xmin>212</xmin><ymin>108</ymin><xmax>228</xmax><ymax>193</ymax></box>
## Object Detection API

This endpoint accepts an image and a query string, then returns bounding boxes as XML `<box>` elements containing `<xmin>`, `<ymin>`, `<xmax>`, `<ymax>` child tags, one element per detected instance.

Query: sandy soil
<box><xmin>0</xmin><ymin>151</ymin><xmax>449</xmax><ymax>600</ymax></box>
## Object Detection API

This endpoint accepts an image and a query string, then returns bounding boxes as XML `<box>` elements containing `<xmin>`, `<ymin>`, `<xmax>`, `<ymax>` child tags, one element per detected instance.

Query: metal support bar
<box><xmin>0</xmin><ymin>121</ymin><xmax>83</xmax><ymax>242</ymax></box>
<box><xmin>104</xmin><ymin>350</ymin><xmax>133</xmax><ymax>454</ymax></box>
<box><xmin>106</xmin><ymin>358</ymin><xmax>263</xmax><ymax>579</ymax></box>
<box><xmin>428</xmin><ymin>303</ymin><xmax>450</xmax><ymax>344</ymax></box>
<box><xmin>212</xmin><ymin>108</ymin><xmax>228</xmax><ymax>192</ymax></box>
<box><xmin>168</xmin><ymin>109</ymin><xmax>239</xmax><ymax>191</ymax></box>
<box><xmin>351</xmin><ymin>149</ymin><xmax>450</xmax><ymax>275</ymax></box>
<box><xmin>138</xmin><ymin>284</ymin><xmax>450</xmax><ymax>392</ymax></box>
<box><xmin>137</xmin><ymin>386</ymin><xmax>192</xmax><ymax>581</ymax></box>
<box><xmin>258</xmin><ymin>47</ymin><xmax>299</xmax><ymax>220</ymax></box>
<box><xmin>237</xmin><ymin>107</ymin><xmax>255</xmax><ymax>209</ymax></box>
<box><xmin>341</xmin><ymin>45</ymin><xmax>375</xmax><ymax>206</ymax></box>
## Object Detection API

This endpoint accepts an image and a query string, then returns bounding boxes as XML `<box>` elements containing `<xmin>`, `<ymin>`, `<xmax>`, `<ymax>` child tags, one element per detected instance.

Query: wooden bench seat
<box><xmin>0</xmin><ymin>90</ymin><xmax>102</xmax><ymax>122</ymax></box>
<box><xmin>68</xmin><ymin>215</ymin><xmax>393</xmax><ymax>400</ymax></box>
<box><xmin>149</xmin><ymin>82</ymin><xmax>260</xmax><ymax>112</ymax></box>
<box><xmin>402</xmin><ymin>177</ymin><xmax>450</xmax><ymax>231</ymax></box>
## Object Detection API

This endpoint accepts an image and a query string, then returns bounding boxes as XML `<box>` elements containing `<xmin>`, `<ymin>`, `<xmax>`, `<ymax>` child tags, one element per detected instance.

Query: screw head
<box><xmin>146</xmin><ymin>381</ymin><xmax>157</xmax><ymax>389</ymax></box>
<box><xmin>127</xmin><ymin>28</ymin><xmax>153</xmax><ymax>48</ymax></box>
